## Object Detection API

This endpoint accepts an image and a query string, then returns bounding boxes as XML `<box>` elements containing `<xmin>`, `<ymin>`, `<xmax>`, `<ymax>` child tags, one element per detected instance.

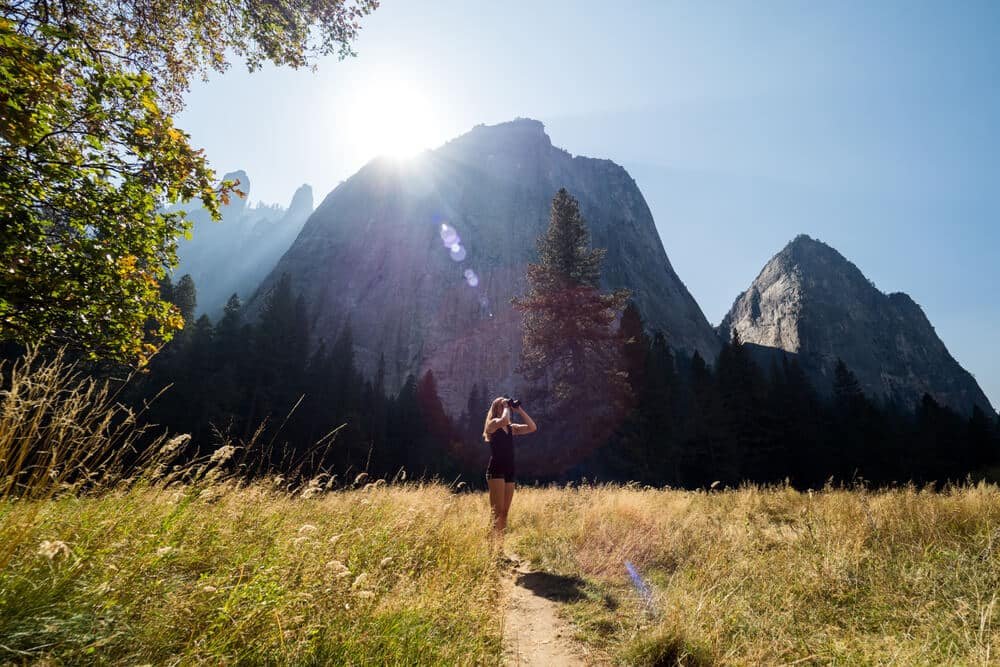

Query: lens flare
<box><xmin>439</xmin><ymin>223</ymin><xmax>458</xmax><ymax>247</ymax></box>
<box><xmin>463</xmin><ymin>268</ymin><xmax>479</xmax><ymax>287</ymax></box>
<box><xmin>625</xmin><ymin>561</ymin><xmax>655</xmax><ymax>614</ymax></box>
<box><xmin>449</xmin><ymin>244</ymin><xmax>467</xmax><ymax>262</ymax></box>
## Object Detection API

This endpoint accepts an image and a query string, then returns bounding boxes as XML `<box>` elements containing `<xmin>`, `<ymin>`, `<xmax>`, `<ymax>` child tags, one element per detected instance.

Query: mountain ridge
<box><xmin>250</xmin><ymin>118</ymin><xmax>721</xmax><ymax>415</ymax></box>
<box><xmin>720</xmin><ymin>234</ymin><xmax>993</xmax><ymax>414</ymax></box>
<box><xmin>174</xmin><ymin>173</ymin><xmax>314</xmax><ymax>316</ymax></box>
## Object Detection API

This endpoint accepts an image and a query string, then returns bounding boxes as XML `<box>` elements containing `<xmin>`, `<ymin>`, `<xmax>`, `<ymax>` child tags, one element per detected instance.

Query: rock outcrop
<box><xmin>720</xmin><ymin>235</ymin><xmax>993</xmax><ymax>415</ymax></box>
<box><xmin>173</xmin><ymin>171</ymin><xmax>313</xmax><ymax>316</ymax></box>
<box><xmin>250</xmin><ymin>118</ymin><xmax>720</xmax><ymax>415</ymax></box>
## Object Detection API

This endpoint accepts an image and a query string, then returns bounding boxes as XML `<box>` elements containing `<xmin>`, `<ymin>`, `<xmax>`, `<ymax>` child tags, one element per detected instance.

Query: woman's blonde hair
<box><xmin>482</xmin><ymin>396</ymin><xmax>507</xmax><ymax>442</ymax></box>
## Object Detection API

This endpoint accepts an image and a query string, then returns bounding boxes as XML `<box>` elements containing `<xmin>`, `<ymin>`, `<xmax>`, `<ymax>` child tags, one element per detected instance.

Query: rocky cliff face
<box><xmin>720</xmin><ymin>235</ymin><xmax>993</xmax><ymax>415</ymax></box>
<box><xmin>251</xmin><ymin>118</ymin><xmax>720</xmax><ymax>415</ymax></box>
<box><xmin>174</xmin><ymin>171</ymin><xmax>313</xmax><ymax>316</ymax></box>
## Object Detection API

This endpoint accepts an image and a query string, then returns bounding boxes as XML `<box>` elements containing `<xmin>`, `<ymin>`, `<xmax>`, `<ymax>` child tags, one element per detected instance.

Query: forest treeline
<box><xmin>114</xmin><ymin>271</ymin><xmax>1000</xmax><ymax>489</ymax></box>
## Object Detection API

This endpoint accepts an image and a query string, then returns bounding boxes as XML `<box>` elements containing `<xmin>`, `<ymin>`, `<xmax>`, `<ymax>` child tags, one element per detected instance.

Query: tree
<box><xmin>329</xmin><ymin>321</ymin><xmax>357</xmax><ymax>415</ymax></box>
<box><xmin>214</xmin><ymin>294</ymin><xmax>244</xmax><ymax>366</ymax></box>
<box><xmin>619</xmin><ymin>301</ymin><xmax>649</xmax><ymax>405</ymax></box>
<box><xmin>512</xmin><ymin>188</ymin><xmax>630</xmax><ymax>470</ymax></box>
<box><xmin>417</xmin><ymin>370</ymin><xmax>450</xmax><ymax>442</ymax></box>
<box><xmin>832</xmin><ymin>359</ymin><xmax>865</xmax><ymax>409</ymax></box>
<box><xmin>830</xmin><ymin>358</ymin><xmax>874</xmax><ymax>481</ymax></box>
<box><xmin>967</xmin><ymin>406</ymin><xmax>996</xmax><ymax>470</ymax></box>
<box><xmin>247</xmin><ymin>273</ymin><xmax>309</xmax><ymax>432</ymax></box>
<box><xmin>415</xmin><ymin>369</ymin><xmax>456</xmax><ymax>477</ymax></box>
<box><xmin>172</xmin><ymin>275</ymin><xmax>198</xmax><ymax>330</ymax></box>
<box><xmin>715</xmin><ymin>329</ymin><xmax>771</xmax><ymax>480</ymax></box>
<box><xmin>682</xmin><ymin>350</ymin><xmax>731</xmax><ymax>485</ymax></box>
<box><xmin>0</xmin><ymin>0</ymin><xmax>378</xmax><ymax>364</ymax></box>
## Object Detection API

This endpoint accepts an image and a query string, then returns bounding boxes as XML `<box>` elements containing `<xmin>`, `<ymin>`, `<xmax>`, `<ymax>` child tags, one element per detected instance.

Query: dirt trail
<box><xmin>501</xmin><ymin>560</ymin><xmax>591</xmax><ymax>666</ymax></box>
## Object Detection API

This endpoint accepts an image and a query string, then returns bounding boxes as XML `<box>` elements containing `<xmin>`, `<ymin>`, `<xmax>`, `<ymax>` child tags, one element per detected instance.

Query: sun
<box><xmin>343</xmin><ymin>75</ymin><xmax>446</xmax><ymax>160</ymax></box>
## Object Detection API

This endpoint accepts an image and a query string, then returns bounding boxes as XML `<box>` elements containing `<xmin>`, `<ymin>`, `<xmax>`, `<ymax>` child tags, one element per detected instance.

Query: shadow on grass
<box><xmin>515</xmin><ymin>571</ymin><xmax>587</xmax><ymax>602</ymax></box>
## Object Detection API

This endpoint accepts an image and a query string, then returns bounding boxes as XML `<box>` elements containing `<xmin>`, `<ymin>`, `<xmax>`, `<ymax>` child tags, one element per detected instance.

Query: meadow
<box><xmin>3</xmin><ymin>482</ymin><xmax>1000</xmax><ymax>665</ymax></box>
<box><xmin>1</xmin><ymin>354</ymin><xmax>999</xmax><ymax>665</ymax></box>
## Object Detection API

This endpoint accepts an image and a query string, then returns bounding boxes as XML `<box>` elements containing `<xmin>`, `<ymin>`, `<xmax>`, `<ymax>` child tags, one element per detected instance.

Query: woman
<box><xmin>483</xmin><ymin>396</ymin><xmax>537</xmax><ymax>541</ymax></box>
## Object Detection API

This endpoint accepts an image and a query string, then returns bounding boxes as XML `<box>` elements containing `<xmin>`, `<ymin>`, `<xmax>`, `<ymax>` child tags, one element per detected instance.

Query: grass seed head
<box><xmin>37</xmin><ymin>539</ymin><xmax>70</xmax><ymax>559</ymax></box>
<box><xmin>209</xmin><ymin>445</ymin><xmax>236</xmax><ymax>465</ymax></box>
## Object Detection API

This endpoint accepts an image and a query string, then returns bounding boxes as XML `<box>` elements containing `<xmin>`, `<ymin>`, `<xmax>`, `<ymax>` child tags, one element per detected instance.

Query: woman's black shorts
<box><xmin>486</xmin><ymin>458</ymin><xmax>515</xmax><ymax>483</ymax></box>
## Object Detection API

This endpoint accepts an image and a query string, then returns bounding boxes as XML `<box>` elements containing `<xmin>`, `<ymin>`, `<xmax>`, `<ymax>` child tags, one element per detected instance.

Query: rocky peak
<box><xmin>221</xmin><ymin>170</ymin><xmax>251</xmax><ymax>211</ymax></box>
<box><xmin>721</xmin><ymin>236</ymin><xmax>993</xmax><ymax>414</ymax></box>
<box><xmin>252</xmin><ymin>119</ymin><xmax>721</xmax><ymax>424</ymax></box>
<box><xmin>174</xmin><ymin>171</ymin><xmax>313</xmax><ymax>316</ymax></box>
<box><xmin>287</xmin><ymin>184</ymin><xmax>314</xmax><ymax>219</ymax></box>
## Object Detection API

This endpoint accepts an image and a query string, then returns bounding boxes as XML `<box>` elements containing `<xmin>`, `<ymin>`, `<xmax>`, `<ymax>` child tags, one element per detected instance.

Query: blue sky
<box><xmin>177</xmin><ymin>0</ymin><xmax>1000</xmax><ymax>410</ymax></box>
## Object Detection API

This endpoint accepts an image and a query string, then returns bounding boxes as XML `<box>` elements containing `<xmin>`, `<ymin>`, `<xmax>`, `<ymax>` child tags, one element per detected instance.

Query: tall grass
<box><xmin>2</xmin><ymin>351</ymin><xmax>998</xmax><ymax>664</ymax></box>
<box><xmin>510</xmin><ymin>483</ymin><xmax>1000</xmax><ymax>665</ymax></box>
<box><xmin>0</xmin><ymin>348</ymin><xmax>181</xmax><ymax>570</ymax></box>
<box><xmin>0</xmin><ymin>350</ymin><xmax>504</xmax><ymax>664</ymax></box>
<box><xmin>0</xmin><ymin>484</ymin><xmax>503</xmax><ymax>664</ymax></box>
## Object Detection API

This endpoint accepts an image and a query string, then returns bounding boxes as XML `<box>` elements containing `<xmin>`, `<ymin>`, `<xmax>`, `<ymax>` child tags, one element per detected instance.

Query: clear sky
<box><xmin>177</xmin><ymin>0</ymin><xmax>1000</xmax><ymax>411</ymax></box>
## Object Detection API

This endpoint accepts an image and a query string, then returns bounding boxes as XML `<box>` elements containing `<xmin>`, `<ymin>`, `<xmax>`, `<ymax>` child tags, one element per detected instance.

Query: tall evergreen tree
<box><xmin>329</xmin><ymin>321</ymin><xmax>357</xmax><ymax>415</ymax></box>
<box><xmin>832</xmin><ymin>358</ymin><xmax>864</xmax><ymax>408</ymax></box>
<box><xmin>513</xmin><ymin>188</ymin><xmax>630</xmax><ymax>469</ymax></box>
<box><xmin>684</xmin><ymin>350</ymin><xmax>731</xmax><ymax>484</ymax></box>
<box><xmin>967</xmin><ymin>406</ymin><xmax>995</xmax><ymax>470</ymax></box>
<box><xmin>215</xmin><ymin>295</ymin><xmax>244</xmax><ymax>358</ymax></box>
<box><xmin>173</xmin><ymin>274</ymin><xmax>198</xmax><ymax>328</ymax></box>
<box><xmin>248</xmin><ymin>273</ymin><xmax>309</xmax><ymax>440</ymax></box>
<box><xmin>619</xmin><ymin>301</ymin><xmax>650</xmax><ymax>406</ymax></box>
<box><xmin>716</xmin><ymin>329</ymin><xmax>768</xmax><ymax>480</ymax></box>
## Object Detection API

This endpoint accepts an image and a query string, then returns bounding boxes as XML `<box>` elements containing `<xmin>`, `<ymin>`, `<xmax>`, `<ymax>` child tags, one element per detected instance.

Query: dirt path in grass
<box><xmin>501</xmin><ymin>559</ymin><xmax>591</xmax><ymax>666</ymax></box>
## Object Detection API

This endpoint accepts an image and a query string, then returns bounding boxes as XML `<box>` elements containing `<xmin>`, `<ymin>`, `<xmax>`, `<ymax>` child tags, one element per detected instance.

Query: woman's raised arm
<box><xmin>510</xmin><ymin>407</ymin><xmax>537</xmax><ymax>436</ymax></box>
<box><xmin>485</xmin><ymin>406</ymin><xmax>511</xmax><ymax>435</ymax></box>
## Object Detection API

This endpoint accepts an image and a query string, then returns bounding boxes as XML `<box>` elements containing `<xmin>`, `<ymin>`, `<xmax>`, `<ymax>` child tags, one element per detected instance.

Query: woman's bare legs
<box><xmin>503</xmin><ymin>482</ymin><xmax>515</xmax><ymax>529</ymax></box>
<box><xmin>487</xmin><ymin>477</ymin><xmax>507</xmax><ymax>541</ymax></box>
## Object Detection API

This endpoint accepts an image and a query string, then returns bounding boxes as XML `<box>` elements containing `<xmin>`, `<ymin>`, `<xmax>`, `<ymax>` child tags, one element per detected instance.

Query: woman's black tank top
<box><xmin>488</xmin><ymin>426</ymin><xmax>514</xmax><ymax>465</ymax></box>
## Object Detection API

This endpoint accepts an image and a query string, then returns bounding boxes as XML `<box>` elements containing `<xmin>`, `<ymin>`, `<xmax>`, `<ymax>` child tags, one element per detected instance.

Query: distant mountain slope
<box><xmin>720</xmin><ymin>235</ymin><xmax>993</xmax><ymax>415</ymax></box>
<box><xmin>173</xmin><ymin>170</ymin><xmax>313</xmax><ymax>316</ymax></box>
<box><xmin>249</xmin><ymin>118</ymin><xmax>720</xmax><ymax>414</ymax></box>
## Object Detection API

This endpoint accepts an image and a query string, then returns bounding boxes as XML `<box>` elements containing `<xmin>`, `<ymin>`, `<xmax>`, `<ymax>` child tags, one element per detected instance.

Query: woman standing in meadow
<box><xmin>483</xmin><ymin>396</ymin><xmax>537</xmax><ymax>542</ymax></box>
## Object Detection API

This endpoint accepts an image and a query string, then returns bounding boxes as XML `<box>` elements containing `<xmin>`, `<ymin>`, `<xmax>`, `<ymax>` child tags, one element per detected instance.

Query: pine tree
<box><xmin>968</xmin><ymin>406</ymin><xmax>995</xmax><ymax>470</ymax></box>
<box><xmin>462</xmin><ymin>382</ymin><xmax>483</xmax><ymax>439</ymax></box>
<box><xmin>216</xmin><ymin>294</ymin><xmax>242</xmax><ymax>340</ymax></box>
<box><xmin>415</xmin><ymin>370</ymin><xmax>456</xmax><ymax>478</ymax></box>
<box><xmin>832</xmin><ymin>359</ymin><xmax>864</xmax><ymax>408</ymax></box>
<box><xmin>329</xmin><ymin>321</ymin><xmax>357</xmax><ymax>415</ymax></box>
<box><xmin>512</xmin><ymin>188</ymin><xmax>630</xmax><ymax>468</ymax></box>
<box><xmin>684</xmin><ymin>350</ymin><xmax>730</xmax><ymax>485</ymax></box>
<box><xmin>716</xmin><ymin>328</ymin><xmax>767</xmax><ymax>481</ymax></box>
<box><xmin>248</xmin><ymin>273</ymin><xmax>309</xmax><ymax>438</ymax></box>
<box><xmin>619</xmin><ymin>302</ymin><xmax>649</xmax><ymax>405</ymax></box>
<box><xmin>830</xmin><ymin>358</ymin><xmax>870</xmax><ymax>482</ymax></box>
<box><xmin>172</xmin><ymin>274</ymin><xmax>198</xmax><ymax>328</ymax></box>
<box><xmin>417</xmin><ymin>371</ymin><xmax>450</xmax><ymax>440</ymax></box>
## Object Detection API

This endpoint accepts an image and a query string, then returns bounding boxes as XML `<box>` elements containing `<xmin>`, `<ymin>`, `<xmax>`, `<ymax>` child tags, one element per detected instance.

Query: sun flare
<box><xmin>343</xmin><ymin>76</ymin><xmax>446</xmax><ymax>160</ymax></box>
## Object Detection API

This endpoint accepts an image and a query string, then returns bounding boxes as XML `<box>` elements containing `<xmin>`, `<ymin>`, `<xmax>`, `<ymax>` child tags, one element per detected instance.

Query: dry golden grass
<box><xmin>3</xmin><ymin>351</ymin><xmax>999</xmax><ymax>664</ymax></box>
<box><xmin>0</xmin><ymin>483</ymin><xmax>503</xmax><ymax>664</ymax></box>
<box><xmin>4</xmin><ymin>481</ymin><xmax>1000</xmax><ymax>664</ymax></box>
<box><xmin>509</xmin><ymin>483</ymin><xmax>1000</xmax><ymax>665</ymax></box>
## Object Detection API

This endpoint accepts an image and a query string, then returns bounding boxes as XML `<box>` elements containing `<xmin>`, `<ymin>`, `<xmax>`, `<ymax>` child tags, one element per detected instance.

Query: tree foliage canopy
<box><xmin>513</xmin><ymin>188</ymin><xmax>630</xmax><ymax>469</ymax></box>
<box><xmin>0</xmin><ymin>0</ymin><xmax>377</xmax><ymax>364</ymax></box>
<box><xmin>515</xmin><ymin>188</ymin><xmax>630</xmax><ymax>406</ymax></box>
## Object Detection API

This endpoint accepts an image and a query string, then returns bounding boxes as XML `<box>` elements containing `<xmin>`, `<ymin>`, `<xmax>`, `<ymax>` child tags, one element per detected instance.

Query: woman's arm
<box><xmin>510</xmin><ymin>407</ymin><xmax>537</xmax><ymax>435</ymax></box>
<box><xmin>485</xmin><ymin>406</ymin><xmax>512</xmax><ymax>435</ymax></box>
